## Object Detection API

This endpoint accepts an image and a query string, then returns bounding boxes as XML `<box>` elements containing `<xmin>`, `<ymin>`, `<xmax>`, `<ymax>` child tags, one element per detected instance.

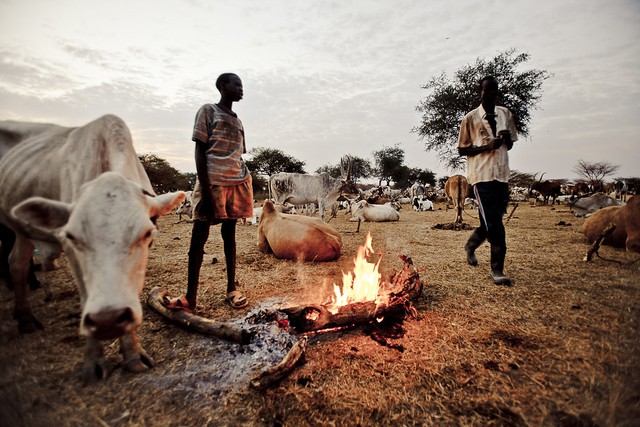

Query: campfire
<box><xmin>327</xmin><ymin>232</ymin><xmax>388</xmax><ymax>314</ymax></box>
<box><xmin>149</xmin><ymin>232</ymin><xmax>424</xmax><ymax>388</ymax></box>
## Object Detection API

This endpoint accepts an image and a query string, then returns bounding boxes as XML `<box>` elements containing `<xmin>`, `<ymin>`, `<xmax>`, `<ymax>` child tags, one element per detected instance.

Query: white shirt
<box><xmin>457</xmin><ymin>104</ymin><xmax>518</xmax><ymax>185</ymax></box>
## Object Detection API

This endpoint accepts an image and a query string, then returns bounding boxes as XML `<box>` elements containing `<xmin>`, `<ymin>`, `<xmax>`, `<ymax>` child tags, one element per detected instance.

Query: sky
<box><xmin>1</xmin><ymin>0</ymin><xmax>639</xmax><ymax>182</ymax></box>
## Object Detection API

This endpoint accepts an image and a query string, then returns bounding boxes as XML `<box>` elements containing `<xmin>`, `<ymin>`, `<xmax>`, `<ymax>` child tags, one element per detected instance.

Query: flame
<box><xmin>328</xmin><ymin>232</ymin><xmax>387</xmax><ymax>313</ymax></box>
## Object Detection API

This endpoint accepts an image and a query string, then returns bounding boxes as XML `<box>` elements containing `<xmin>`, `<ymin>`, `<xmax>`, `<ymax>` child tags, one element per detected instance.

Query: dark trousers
<box><xmin>472</xmin><ymin>181</ymin><xmax>509</xmax><ymax>248</ymax></box>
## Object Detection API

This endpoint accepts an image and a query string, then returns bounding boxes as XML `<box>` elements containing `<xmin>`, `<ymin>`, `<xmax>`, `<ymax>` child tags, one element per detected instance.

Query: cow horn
<box><xmin>538</xmin><ymin>172</ymin><xmax>546</xmax><ymax>182</ymax></box>
<box><xmin>346</xmin><ymin>156</ymin><xmax>352</xmax><ymax>181</ymax></box>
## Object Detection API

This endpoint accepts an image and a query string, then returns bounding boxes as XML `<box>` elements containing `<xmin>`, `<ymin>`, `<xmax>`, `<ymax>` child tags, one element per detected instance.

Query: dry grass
<box><xmin>1</xmin><ymin>202</ymin><xmax>638</xmax><ymax>426</ymax></box>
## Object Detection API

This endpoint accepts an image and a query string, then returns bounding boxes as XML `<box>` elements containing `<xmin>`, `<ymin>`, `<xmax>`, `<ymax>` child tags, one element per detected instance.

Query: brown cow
<box><xmin>444</xmin><ymin>175</ymin><xmax>469</xmax><ymax>224</ymax></box>
<box><xmin>581</xmin><ymin>195</ymin><xmax>640</xmax><ymax>253</ymax></box>
<box><xmin>529</xmin><ymin>173</ymin><xmax>562</xmax><ymax>205</ymax></box>
<box><xmin>257</xmin><ymin>200</ymin><xmax>342</xmax><ymax>261</ymax></box>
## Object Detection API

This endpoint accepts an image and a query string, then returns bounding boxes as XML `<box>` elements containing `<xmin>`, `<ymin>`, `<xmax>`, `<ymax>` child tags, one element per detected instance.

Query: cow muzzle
<box><xmin>83</xmin><ymin>307</ymin><xmax>135</xmax><ymax>340</ymax></box>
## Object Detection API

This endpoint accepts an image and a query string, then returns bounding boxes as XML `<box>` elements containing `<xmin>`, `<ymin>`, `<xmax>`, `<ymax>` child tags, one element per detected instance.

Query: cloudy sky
<box><xmin>1</xmin><ymin>0</ymin><xmax>639</xmax><ymax>181</ymax></box>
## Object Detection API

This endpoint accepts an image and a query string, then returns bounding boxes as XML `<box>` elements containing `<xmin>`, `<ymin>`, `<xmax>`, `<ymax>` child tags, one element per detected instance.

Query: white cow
<box><xmin>269</xmin><ymin>157</ymin><xmax>359</xmax><ymax>222</ymax></box>
<box><xmin>412</xmin><ymin>196</ymin><xmax>434</xmax><ymax>211</ymax></box>
<box><xmin>349</xmin><ymin>200</ymin><xmax>400</xmax><ymax>222</ymax></box>
<box><xmin>175</xmin><ymin>190</ymin><xmax>193</xmax><ymax>222</ymax></box>
<box><xmin>0</xmin><ymin>115</ymin><xmax>185</xmax><ymax>384</ymax></box>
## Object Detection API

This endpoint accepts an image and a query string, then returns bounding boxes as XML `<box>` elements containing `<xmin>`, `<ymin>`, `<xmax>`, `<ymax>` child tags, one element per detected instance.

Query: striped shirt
<box><xmin>192</xmin><ymin>103</ymin><xmax>250</xmax><ymax>186</ymax></box>
<box><xmin>457</xmin><ymin>104</ymin><xmax>518</xmax><ymax>186</ymax></box>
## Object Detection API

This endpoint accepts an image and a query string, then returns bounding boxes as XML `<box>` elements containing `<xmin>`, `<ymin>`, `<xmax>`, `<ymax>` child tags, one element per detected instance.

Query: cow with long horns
<box><xmin>529</xmin><ymin>173</ymin><xmax>562</xmax><ymax>205</ymax></box>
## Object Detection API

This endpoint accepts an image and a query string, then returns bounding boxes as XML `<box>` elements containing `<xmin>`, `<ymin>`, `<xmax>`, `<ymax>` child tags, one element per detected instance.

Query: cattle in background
<box><xmin>529</xmin><ymin>173</ymin><xmax>562</xmax><ymax>205</ymax></box>
<box><xmin>0</xmin><ymin>115</ymin><xmax>185</xmax><ymax>384</ymax></box>
<box><xmin>269</xmin><ymin>157</ymin><xmax>359</xmax><ymax>222</ymax></box>
<box><xmin>175</xmin><ymin>190</ymin><xmax>193</xmax><ymax>222</ymax></box>
<box><xmin>409</xmin><ymin>182</ymin><xmax>425</xmax><ymax>200</ymax></box>
<box><xmin>570</xmin><ymin>193</ymin><xmax>624</xmax><ymax>217</ymax></box>
<box><xmin>444</xmin><ymin>175</ymin><xmax>468</xmax><ymax>224</ymax></box>
<box><xmin>257</xmin><ymin>200</ymin><xmax>342</xmax><ymax>261</ymax></box>
<box><xmin>349</xmin><ymin>200</ymin><xmax>400</xmax><ymax>222</ymax></box>
<box><xmin>614</xmin><ymin>180</ymin><xmax>628</xmax><ymax>202</ymax></box>
<box><xmin>581</xmin><ymin>195</ymin><xmax>640</xmax><ymax>253</ymax></box>
<box><xmin>412</xmin><ymin>195</ymin><xmax>434</xmax><ymax>212</ymax></box>
<box><xmin>572</xmin><ymin>182</ymin><xmax>591</xmax><ymax>198</ymax></box>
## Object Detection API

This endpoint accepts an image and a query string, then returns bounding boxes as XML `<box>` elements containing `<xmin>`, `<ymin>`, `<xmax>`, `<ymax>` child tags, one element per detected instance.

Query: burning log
<box><xmin>147</xmin><ymin>287</ymin><xmax>252</xmax><ymax>344</ymax></box>
<box><xmin>280</xmin><ymin>255</ymin><xmax>423</xmax><ymax>333</ymax></box>
<box><xmin>250</xmin><ymin>336</ymin><xmax>308</xmax><ymax>389</ymax></box>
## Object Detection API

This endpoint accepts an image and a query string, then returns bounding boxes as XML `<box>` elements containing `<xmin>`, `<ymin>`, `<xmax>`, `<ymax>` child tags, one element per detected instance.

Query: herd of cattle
<box><xmin>0</xmin><ymin>116</ymin><xmax>638</xmax><ymax>384</ymax></box>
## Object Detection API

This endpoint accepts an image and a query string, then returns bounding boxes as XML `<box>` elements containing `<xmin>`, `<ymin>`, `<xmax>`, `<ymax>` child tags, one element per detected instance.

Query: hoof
<box><xmin>122</xmin><ymin>353</ymin><xmax>155</xmax><ymax>373</ymax></box>
<box><xmin>82</xmin><ymin>359</ymin><xmax>109</xmax><ymax>385</ymax></box>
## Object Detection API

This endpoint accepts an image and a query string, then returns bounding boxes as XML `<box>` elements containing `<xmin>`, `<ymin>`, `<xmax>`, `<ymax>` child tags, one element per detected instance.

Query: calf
<box><xmin>175</xmin><ymin>190</ymin><xmax>193</xmax><ymax>222</ymax></box>
<box><xmin>257</xmin><ymin>201</ymin><xmax>342</xmax><ymax>261</ymax></box>
<box><xmin>0</xmin><ymin>116</ymin><xmax>185</xmax><ymax>384</ymax></box>
<box><xmin>581</xmin><ymin>195</ymin><xmax>640</xmax><ymax>253</ymax></box>
<box><xmin>412</xmin><ymin>196</ymin><xmax>434</xmax><ymax>211</ymax></box>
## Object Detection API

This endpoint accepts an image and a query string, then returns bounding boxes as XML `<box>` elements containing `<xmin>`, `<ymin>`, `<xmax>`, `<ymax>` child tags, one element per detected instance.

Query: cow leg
<box><xmin>120</xmin><ymin>330</ymin><xmax>154</xmax><ymax>373</ymax></box>
<box><xmin>186</xmin><ymin>220</ymin><xmax>210</xmax><ymax>309</ymax></box>
<box><xmin>9</xmin><ymin>235</ymin><xmax>43</xmax><ymax>332</ymax></box>
<box><xmin>0</xmin><ymin>223</ymin><xmax>14</xmax><ymax>288</ymax></box>
<box><xmin>82</xmin><ymin>338</ymin><xmax>108</xmax><ymax>385</ymax></box>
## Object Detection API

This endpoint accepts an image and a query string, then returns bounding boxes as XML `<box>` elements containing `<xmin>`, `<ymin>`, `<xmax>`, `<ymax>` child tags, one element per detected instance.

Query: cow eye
<box><xmin>66</xmin><ymin>232</ymin><xmax>76</xmax><ymax>242</ymax></box>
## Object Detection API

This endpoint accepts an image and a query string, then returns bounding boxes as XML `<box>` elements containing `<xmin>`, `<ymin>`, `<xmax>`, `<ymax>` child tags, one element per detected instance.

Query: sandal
<box><xmin>164</xmin><ymin>294</ymin><xmax>193</xmax><ymax>313</ymax></box>
<box><xmin>226</xmin><ymin>290</ymin><xmax>248</xmax><ymax>309</ymax></box>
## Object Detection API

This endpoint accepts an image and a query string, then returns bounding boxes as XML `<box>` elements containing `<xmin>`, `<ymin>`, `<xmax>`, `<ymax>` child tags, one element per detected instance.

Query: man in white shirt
<box><xmin>457</xmin><ymin>76</ymin><xmax>518</xmax><ymax>286</ymax></box>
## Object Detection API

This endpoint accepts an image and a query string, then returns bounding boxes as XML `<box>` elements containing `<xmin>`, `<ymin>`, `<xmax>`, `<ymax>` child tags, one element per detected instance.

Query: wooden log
<box><xmin>147</xmin><ymin>287</ymin><xmax>253</xmax><ymax>344</ymax></box>
<box><xmin>250</xmin><ymin>336</ymin><xmax>308</xmax><ymax>389</ymax></box>
<box><xmin>280</xmin><ymin>255</ymin><xmax>423</xmax><ymax>333</ymax></box>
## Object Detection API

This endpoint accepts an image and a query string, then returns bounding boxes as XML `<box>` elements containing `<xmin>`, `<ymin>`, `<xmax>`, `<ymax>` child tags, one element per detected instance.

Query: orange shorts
<box><xmin>192</xmin><ymin>178</ymin><xmax>253</xmax><ymax>222</ymax></box>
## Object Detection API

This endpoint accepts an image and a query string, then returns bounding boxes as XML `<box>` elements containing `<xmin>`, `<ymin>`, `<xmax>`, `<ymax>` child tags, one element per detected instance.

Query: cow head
<box><xmin>11</xmin><ymin>172</ymin><xmax>186</xmax><ymax>340</ymax></box>
<box><xmin>622</xmin><ymin>196</ymin><xmax>640</xmax><ymax>253</ymax></box>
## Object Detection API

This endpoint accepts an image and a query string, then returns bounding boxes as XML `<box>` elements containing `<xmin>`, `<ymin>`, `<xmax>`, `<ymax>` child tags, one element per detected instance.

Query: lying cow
<box><xmin>0</xmin><ymin>115</ymin><xmax>185</xmax><ymax>384</ymax></box>
<box><xmin>349</xmin><ymin>200</ymin><xmax>400</xmax><ymax>222</ymax></box>
<box><xmin>412</xmin><ymin>196</ymin><xmax>434</xmax><ymax>212</ymax></box>
<box><xmin>257</xmin><ymin>201</ymin><xmax>342</xmax><ymax>261</ymax></box>
<box><xmin>581</xmin><ymin>195</ymin><xmax>640</xmax><ymax>253</ymax></box>
<box><xmin>570</xmin><ymin>193</ymin><xmax>624</xmax><ymax>218</ymax></box>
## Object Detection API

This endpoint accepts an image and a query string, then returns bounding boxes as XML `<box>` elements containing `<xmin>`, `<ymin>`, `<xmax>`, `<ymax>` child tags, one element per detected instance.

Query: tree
<box><xmin>509</xmin><ymin>170</ymin><xmax>535</xmax><ymax>188</ymax></box>
<box><xmin>315</xmin><ymin>155</ymin><xmax>373</xmax><ymax>182</ymax></box>
<box><xmin>573</xmin><ymin>160</ymin><xmax>619</xmax><ymax>189</ymax></box>
<box><xmin>413</xmin><ymin>49</ymin><xmax>551</xmax><ymax>171</ymax></box>
<box><xmin>245</xmin><ymin>147</ymin><xmax>306</xmax><ymax>177</ymax></box>
<box><xmin>406</xmin><ymin>167</ymin><xmax>436</xmax><ymax>187</ymax></box>
<box><xmin>139</xmin><ymin>154</ymin><xmax>193</xmax><ymax>194</ymax></box>
<box><xmin>372</xmin><ymin>145</ymin><xmax>405</xmax><ymax>186</ymax></box>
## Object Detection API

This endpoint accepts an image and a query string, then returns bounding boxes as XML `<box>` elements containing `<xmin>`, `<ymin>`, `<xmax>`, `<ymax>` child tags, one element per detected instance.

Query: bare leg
<box><xmin>221</xmin><ymin>220</ymin><xmax>237</xmax><ymax>294</ymax></box>
<box><xmin>186</xmin><ymin>220</ymin><xmax>210</xmax><ymax>309</ymax></box>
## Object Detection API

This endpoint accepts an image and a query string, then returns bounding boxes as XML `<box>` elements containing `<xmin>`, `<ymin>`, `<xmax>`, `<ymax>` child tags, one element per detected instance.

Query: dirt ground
<box><xmin>1</xmin><ymin>201</ymin><xmax>638</xmax><ymax>427</ymax></box>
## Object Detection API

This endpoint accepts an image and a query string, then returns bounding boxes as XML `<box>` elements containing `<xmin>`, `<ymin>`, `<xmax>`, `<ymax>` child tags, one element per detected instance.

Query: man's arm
<box><xmin>458</xmin><ymin>138</ymin><xmax>502</xmax><ymax>157</ymax></box>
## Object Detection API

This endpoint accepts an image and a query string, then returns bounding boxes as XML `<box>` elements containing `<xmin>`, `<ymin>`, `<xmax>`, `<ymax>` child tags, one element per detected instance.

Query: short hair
<box><xmin>479</xmin><ymin>75</ymin><xmax>499</xmax><ymax>91</ymax></box>
<box><xmin>215</xmin><ymin>73</ymin><xmax>238</xmax><ymax>91</ymax></box>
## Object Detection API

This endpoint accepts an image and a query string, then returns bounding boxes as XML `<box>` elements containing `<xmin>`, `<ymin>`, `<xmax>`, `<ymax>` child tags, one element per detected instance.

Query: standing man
<box><xmin>168</xmin><ymin>73</ymin><xmax>252</xmax><ymax>311</ymax></box>
<box><xmin>458</xmin><ymin>76</ymin><xmax>517</xmax><ymax>286</ymax></box>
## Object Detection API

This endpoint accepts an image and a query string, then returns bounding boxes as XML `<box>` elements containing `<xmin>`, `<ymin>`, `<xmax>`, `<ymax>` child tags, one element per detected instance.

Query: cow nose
<box><xmin>84</xmin><ymin>307</ymin><xmax>134</xmax><ymax>340</ymax></box>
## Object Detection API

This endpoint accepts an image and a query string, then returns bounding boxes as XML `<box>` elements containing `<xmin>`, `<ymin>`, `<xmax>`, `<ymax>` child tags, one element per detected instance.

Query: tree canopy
<box><xmin>245</xmin><ymin>147</ymin><xmax>306</xmax><ymax>177</ymax></box>
<box><xmin>372</xmin><ymin>145</ymin><xmax>405</xmax><ymax>186</ymax></box>
<box><xmin>315</xmin><ymin>155</ymin><xmax>373</xmax><ymax>182</ymax></box>
<box><xmin>413</xmin><ymin>49</ymin><xmax>551</xmax><ymax>171</ymax></box>
<box><xmin>573</xmin><ymin>160</ymin><xmax>619</xmax><ymax>188</ymax></box>
<box><xmin>139</xmin><ymin>154</ymin><xmax>194</xmax><ymax>193</ymax></box>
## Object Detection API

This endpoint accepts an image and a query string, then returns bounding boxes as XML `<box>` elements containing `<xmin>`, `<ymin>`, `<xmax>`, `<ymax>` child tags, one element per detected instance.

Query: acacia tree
<box><xmin>372</xmin><ymin>145</ymin><xmax>405</xmax><ymax>186</ymax></box>
<box><xmin>315</xmin><ymin>155</ymin><xmax>373</xmax><ymax>182</ymax></box>
<box><xmin>245</xmin><ymin>147</ymin><xmax>306</xmax><ymax>177</ymax></box>
<box><xmin>413</xmin><ymin>49</ymin><xmax>551</xmax><ymax>171</ymax></box>
<box><xmin>573</xmin><ymin>160</ymin><xmax>619</xmax><ymax>188</ymax></box>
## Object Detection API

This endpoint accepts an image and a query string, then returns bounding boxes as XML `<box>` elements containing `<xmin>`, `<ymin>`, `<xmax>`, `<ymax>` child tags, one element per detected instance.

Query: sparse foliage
<box><xmin>413</xmin><ymin>49</ymin><xmax>551</xmax><ymax>171</ymax></box>
<box><xmin>573</xmin><ymin>160</ymin><xmax>619</xmax><ymax>189</ymax></box>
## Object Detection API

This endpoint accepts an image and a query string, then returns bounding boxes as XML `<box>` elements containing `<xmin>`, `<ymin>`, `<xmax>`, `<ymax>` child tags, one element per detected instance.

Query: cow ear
<box><xmin>148</xmin><ymin>191</ymin><xmax>186</xmax><ymax>218</ymax></box>
<box><xmin>11</xmin><ymin>197</ymin><xmax>71</xmax><ymax>238</ymax></box>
